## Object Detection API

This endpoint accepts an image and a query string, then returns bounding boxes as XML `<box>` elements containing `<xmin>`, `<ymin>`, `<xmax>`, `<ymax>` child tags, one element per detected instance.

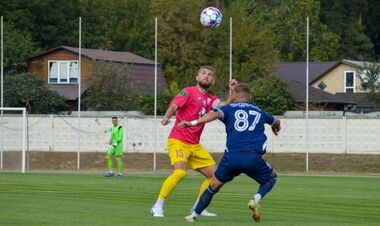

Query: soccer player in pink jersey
<box><xmin>150</xmin><ymin>66</ymin><xmax>237</xmax><ymax>217</ymax></box>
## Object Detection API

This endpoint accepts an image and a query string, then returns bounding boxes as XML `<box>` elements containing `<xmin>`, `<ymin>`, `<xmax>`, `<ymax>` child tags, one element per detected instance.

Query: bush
<box><xmin>4</xmin><ymin>73</ymin><xmax>68</xmax><ymax>113</ymax></box>
<box><xmin>137</xmin><ymin>91</ymin><xmax>174</xmax><ymax>115</ymax></box>
<box><xmin>251</xmin><ymin>76</ymin><xmax>292</xmax><ymax>115</ymax></box>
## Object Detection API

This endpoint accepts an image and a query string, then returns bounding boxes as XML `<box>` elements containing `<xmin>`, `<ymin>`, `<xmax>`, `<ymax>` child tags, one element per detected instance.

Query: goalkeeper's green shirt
<box><xmin>111</xmin><ymin>124</ymin><xmax>123</xmax><ymax>153</ymax></box>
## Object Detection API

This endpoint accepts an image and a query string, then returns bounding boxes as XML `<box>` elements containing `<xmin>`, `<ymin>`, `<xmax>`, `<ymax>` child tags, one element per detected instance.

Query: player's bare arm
<box><xmin>178</xmin><ymin>111</ymin><xmax>222</xmax><ymax>128</ymax></box>
<box><xmin>271</xmin><ymin>118</ymin><xmax>281</xmax><ymax>136</ymax></box>
<box><xmin>216</xmin><ymin>79</ymin><xmax>238</xmax><ymax>108</ymax></box>
<box><xmin>161</xmin><ymin>104</ymin><xmax>179</xmax><ymax>126</ymax></box>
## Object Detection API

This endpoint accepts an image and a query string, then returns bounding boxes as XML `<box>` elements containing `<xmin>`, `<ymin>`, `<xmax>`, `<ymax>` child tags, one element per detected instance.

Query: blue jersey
<box><xmin>216</xmin><ymin>101</ymin><xmax>275</xmax><ymax>154</ymax></box>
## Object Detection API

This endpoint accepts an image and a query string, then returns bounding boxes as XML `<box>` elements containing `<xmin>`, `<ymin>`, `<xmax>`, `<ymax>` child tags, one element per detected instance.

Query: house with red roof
<box><xmin>27</xmin><ymin>46</ymin><xmax>168</xmax><ymax>104</ymax></box>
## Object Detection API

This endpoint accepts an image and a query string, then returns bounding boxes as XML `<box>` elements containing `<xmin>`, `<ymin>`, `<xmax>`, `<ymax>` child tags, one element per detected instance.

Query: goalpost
<box><xmin>0</xmin><ymin>107</ymin><xmax>27</xmax><ymax>173</ymax></box>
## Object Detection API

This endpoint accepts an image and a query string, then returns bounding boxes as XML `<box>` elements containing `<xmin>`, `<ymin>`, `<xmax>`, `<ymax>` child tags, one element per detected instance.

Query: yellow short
<box><xmin>167</xmin><ymin>138</ymin><xmax>216</xmax><ymax>170</ymax></box>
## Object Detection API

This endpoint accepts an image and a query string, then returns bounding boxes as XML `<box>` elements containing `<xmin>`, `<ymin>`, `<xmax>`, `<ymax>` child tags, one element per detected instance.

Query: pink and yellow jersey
<box><xmin>169</xmin><ymin>86</ymin><xmax>220</xmax><ymax>144</ymax></box>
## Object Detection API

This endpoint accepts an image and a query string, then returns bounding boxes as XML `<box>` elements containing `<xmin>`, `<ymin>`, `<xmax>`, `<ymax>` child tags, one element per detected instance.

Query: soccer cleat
<box><xmin>184</xmin><ymin>215</ymin><xmax>197</xmax><ymax>222</ymax></box>
<box><xmin>248</xmin><ymin>199</ymin><xmax>260</xmax><ymax>222</ymax></box>
<box><xmin>189</xmin><ymin>207</ymin><xmax>217</xmax><ymax>217</ymax></box>
<box><xmin>150</xmin><ymin>207</ymin><xmax>164</xmax><ymax>217</ymax></box>
<box><xmin>117</xmin><ymin>173</ymin><xmax>123</xmax><ymax>177</ymax></box>
<box><xmin>104</xmin><ymin>172</ymin><xmax>114</xmax><ymax>177</ymax></box>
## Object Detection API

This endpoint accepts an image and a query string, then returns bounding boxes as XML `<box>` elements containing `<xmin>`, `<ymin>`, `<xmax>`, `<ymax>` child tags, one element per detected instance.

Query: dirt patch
<box><xmin>2</xmin><ymin>151</ymin><xmax>380</xmax><ymax>174</ymax></box>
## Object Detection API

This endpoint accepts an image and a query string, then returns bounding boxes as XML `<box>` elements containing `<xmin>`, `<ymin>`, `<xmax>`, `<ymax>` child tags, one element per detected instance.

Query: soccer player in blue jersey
<box><xmin>179</xmin><ymin>83</ymin><xmax>281</xmax><ymax>222</ymax></box>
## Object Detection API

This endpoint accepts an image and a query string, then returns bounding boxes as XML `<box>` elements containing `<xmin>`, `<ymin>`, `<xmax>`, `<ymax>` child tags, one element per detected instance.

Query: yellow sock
<box><xmin>197</xmin><ymin>177</ymin><xmax>212</xmax><ymax>200</ymax></box>
<box><xmin>158</xmin><ymin>169</ymin><xmax>187</xmax><ymax>200</ymax></box>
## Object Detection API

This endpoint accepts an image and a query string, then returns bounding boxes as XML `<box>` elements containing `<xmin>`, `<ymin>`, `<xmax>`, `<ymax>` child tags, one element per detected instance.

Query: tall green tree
<box><xmin>364</xmin><ymin>0</ymin><xmax>380</xmax><ymax>58</ymax></box>
<box><xmin>4</xmin><ymin>73</ymin><xmax>68</xmax><ymax>113</ymax></box>
<box><xmin>79</xmin><ymin>0</ymin><xmax>154</xmax><ymax>58</ymax></box>
<box><xmin>225</xmin><ymin>1</ymin><xmax>278</xmax><ymax>84</ymax></box>
<box><xmin>3</xmin><ymin>23</ymin><xmax>40</xmax><ymax>75</ymax></box>
<box><xmin>320</xmin><ymin>0</ymin><xmax>374</xmax><ymax>60</ymax></box>
<box><xmin>261</xmin><ymin>0</ymin><xmax>340</xmax><ymax>61</ymax></box>
<box><xmin>150</xmin><ymin>0</ymin><xmax>279</xmax><ymax>94</ymax></box>
<box><xmin>83</xmin><ymin>61</ymin><xmax>137</xmax><ymax>111</ymax></box>
<box><xmin>1</xmin><ymin>0</ymin><xmax>80</xmax><ymax>49</ymax></box>
<box><xmin>150</xmin><ymin>0</ymin><xmax>214</xmax><ymax>90</ymax></box>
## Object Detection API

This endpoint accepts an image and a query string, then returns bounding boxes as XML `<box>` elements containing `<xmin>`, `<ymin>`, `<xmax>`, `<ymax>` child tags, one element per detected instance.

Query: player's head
<box><xmin>196</xmin><ymin>66</ymin><xmax>215</xmax><ymax>89</ymax></box>
<box><xmin>232</xmin><ymin>83</ymin><xmax>251</xmax><ymax>101</ymax></box>
<box><xmin>112</xmin><ymin>117</ymin><xmax>118</xmax><ymax>125</ymax></box>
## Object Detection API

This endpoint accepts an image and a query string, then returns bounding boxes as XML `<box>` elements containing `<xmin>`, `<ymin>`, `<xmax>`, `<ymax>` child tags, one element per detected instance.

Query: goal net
<box><xmin>0</xmin><ymin>107</ymin><xmax>27</xmax><ymax>173</ymax></box>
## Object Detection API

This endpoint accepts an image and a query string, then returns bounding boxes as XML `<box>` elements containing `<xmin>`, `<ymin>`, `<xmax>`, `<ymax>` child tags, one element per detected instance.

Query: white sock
<box><xmin>191</xmin><ymin>211</ymin><xmax>199</xmax><ymax>218</ymax></box>
<box><xmin>253</xmin><ymin>193</ymin><xmax>262</xmax><ymax>205</ymax></box>
<box><xmin>153</xmin><ymin>198</ymin><xmax>165</xmax><ymax>209</ymax></box>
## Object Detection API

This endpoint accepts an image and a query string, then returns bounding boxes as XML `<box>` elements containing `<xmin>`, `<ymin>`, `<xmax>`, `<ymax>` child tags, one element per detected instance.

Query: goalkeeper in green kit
<box><xmin>104</xmin><ymin>117</ymin><xmax>124</xmax><ymax>177</ymax></box>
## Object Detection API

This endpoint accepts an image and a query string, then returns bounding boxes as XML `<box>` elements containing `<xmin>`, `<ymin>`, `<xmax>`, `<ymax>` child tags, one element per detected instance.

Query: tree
<box><xmin>358</xmin><ymin>62</ymin><xmax>380</xmax><ymax>92</ymax></box>
<box><xmin>137</xmin><ymin>91</ymin><xmax>174</xmax><ymax>115</ymax></box>
<box><xmin>222</xmin><ymin>1</ymin><xmax>278</xmax><ymax>86</ymax></box>
<box><xmin>0</xmin><ymin>0</ymin><xmax>80</xmax><ymax>49</ymax></box>
<box><xmin>83</xmin><ymin>61</ymin><xmax>137</xmax><ymax>111</ymax></box>
<box><xmin>4</xmin><ymin>73</ymin><xmax>68</xmax><ymax>113</ymax></box>
<box><xmin>262</xmin><ymin>0</ymin><xmax>340</xmax><ymax>61</ymax></box>
<box><xmin>150</xmin><ymin>0</ymin><xmax>279</xmax><ymax>94</ymax></box>
<box><xmin>251</xmin><ymin>75</ymin><xmax>292</xmax><ymax>115</ymax></box>
<box><xmin>364</xmin><ymin>0</ymin><xmax>380</xmax><ymax>58</ymax></box>
<box><xmin>79</xmin><ymin>0</ymin><xmax>154</xmax><ymax>58</ymax></box>
<box><xmin>3</xmin><ymin>23</ymin><xmax>40</xmax><ymax>75</ymax></box>
<box><xmin>357</xmin><ymin>61</ymin><xmax>380</xmax><ymax>107</ymax></box>
<box><xmin>320</xmin><ymin>0</ymin><xmax>374</xmax><ymax>60</ymax></box>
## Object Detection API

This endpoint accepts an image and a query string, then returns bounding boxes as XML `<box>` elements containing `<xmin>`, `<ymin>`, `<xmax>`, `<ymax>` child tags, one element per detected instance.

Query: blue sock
<box><xmin>194</xmin><ymin>186</ymin><xmax>216</xmax><ymax>215</ymax></box>
<box><xmin>258</xmin><ymin>175</ymin><xmax>277</xmax><ymax>198</ymax></box>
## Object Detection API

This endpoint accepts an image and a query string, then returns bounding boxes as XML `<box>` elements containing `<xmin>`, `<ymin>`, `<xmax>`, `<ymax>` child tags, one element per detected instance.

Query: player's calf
<box><xmin>257</xmin><ymin>173</ymin><xmax>277</xmax><ymax>200</ymax></box>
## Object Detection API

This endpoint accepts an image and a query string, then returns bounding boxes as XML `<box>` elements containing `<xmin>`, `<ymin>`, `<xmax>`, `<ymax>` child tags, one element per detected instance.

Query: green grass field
<box><xmin>0</xmin><ymin>173</ymin><xmax>379</xmax><ymax>226</ymax></box>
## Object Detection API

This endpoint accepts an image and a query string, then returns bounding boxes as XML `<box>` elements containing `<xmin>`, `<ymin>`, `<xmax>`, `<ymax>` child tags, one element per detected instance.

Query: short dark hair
<box><xmin>233</xmin><ymin>83</ymin><xmax>251</xmax><ymax>95</ymax></box>
<box><xmin>112</xmin><ymin>117</ymin><xmax>118</xmax><ymax>120</ymax></box>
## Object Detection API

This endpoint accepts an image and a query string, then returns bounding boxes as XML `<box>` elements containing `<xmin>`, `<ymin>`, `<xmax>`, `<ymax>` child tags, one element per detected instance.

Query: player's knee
<box><xmin>270</xmin><ymin>169</ymin><xmax>277</xmax><ymax>178</ymax></box>
<box><xmin>172</xmin><ymin>169</ymin><xmax>187</xmax><ymax>182</ymax></box>
<box><xmin>209</xmin><ymin>177</ymin><xmax>224</xmax><ymax>193</ymax></box>
<box><xmin>269</xmin><ymin>173</ymin><xmax>278</xmax><ymax>186</ymax></box>
<box><xmin>105</xmin><ymin>155</ymin><xmax>112</xmax><ymax>160</ymax></box>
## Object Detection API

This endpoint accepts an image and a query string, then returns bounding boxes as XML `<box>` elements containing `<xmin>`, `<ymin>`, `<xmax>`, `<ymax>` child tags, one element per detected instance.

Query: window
<box><xmin>344</xmin><ymin>71</ymin><xmax>355</xmax><ymax>93</ymax></box>
<box><xmin>318</xmin><ymin>81</ymin><xmax>327</xmax><ymax>90</ymax></box>
<box><xmin>48</xmin><ymin>61</ymin><xmax>79</xmax><ymax>84</ymax></box>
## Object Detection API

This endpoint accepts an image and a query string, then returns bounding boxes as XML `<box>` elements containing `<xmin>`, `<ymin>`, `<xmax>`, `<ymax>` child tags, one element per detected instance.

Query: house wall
<box><xmin>311</xmin><ymin>64</ymin><xmax>364</xmax><ymax>94</ymax></box>
<box><xmin>27</xmin><ymin>49</ymin><xmax>94</xmax><ymax>85</ymax></box>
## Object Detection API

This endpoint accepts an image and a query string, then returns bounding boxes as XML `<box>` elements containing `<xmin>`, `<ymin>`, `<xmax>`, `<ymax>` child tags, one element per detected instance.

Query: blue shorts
<box><xmin>214</xmin><ymin>151</ymin><xmax>273</xmax><ymax>185</ymax></box>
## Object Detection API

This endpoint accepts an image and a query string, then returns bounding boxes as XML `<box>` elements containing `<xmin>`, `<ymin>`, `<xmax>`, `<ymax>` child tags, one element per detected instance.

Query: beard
<box><xmin>198</xmin><ymin>81</ymin><xmax>212</xmax><ymax>89</ymax></box>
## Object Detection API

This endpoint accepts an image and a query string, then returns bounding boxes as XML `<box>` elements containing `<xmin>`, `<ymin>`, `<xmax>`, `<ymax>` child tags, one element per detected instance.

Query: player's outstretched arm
<box><xmin>216</xmin><ymin>79</ymin><xmax>238</xmax><ymax>108</ymax></box>
<box><xmin>161</xmin><ymin>104</ymin><xmax>179</xmax><ymax>126</ymax></box>
<box><xmin>271</xmin><ymin>118</ymin><xmax>281</xmax><ymax>136</ymax></box>
<box><xmin>178</xmin><ymin>111</ymin><xmax>222</xmax><ymax>128</ymax></box>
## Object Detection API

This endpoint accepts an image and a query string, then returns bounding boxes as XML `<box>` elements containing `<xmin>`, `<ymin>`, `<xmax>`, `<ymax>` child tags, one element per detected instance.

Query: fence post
<box><xmin>50</xmin><ymin>115</ymin><xmax>54</xmax><ymax>152</ymax></box>
<box><xmin>343</xmin><ymin>116</ymin><xmax>347</xmax><ymax>154</ymax></box>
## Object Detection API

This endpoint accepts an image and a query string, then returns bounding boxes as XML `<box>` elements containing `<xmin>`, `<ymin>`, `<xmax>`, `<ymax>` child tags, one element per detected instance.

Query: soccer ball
<box><xmin>200</xmin><ymin>7</ymin><xmax>222</xmax><ymax>28</ymax></box>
